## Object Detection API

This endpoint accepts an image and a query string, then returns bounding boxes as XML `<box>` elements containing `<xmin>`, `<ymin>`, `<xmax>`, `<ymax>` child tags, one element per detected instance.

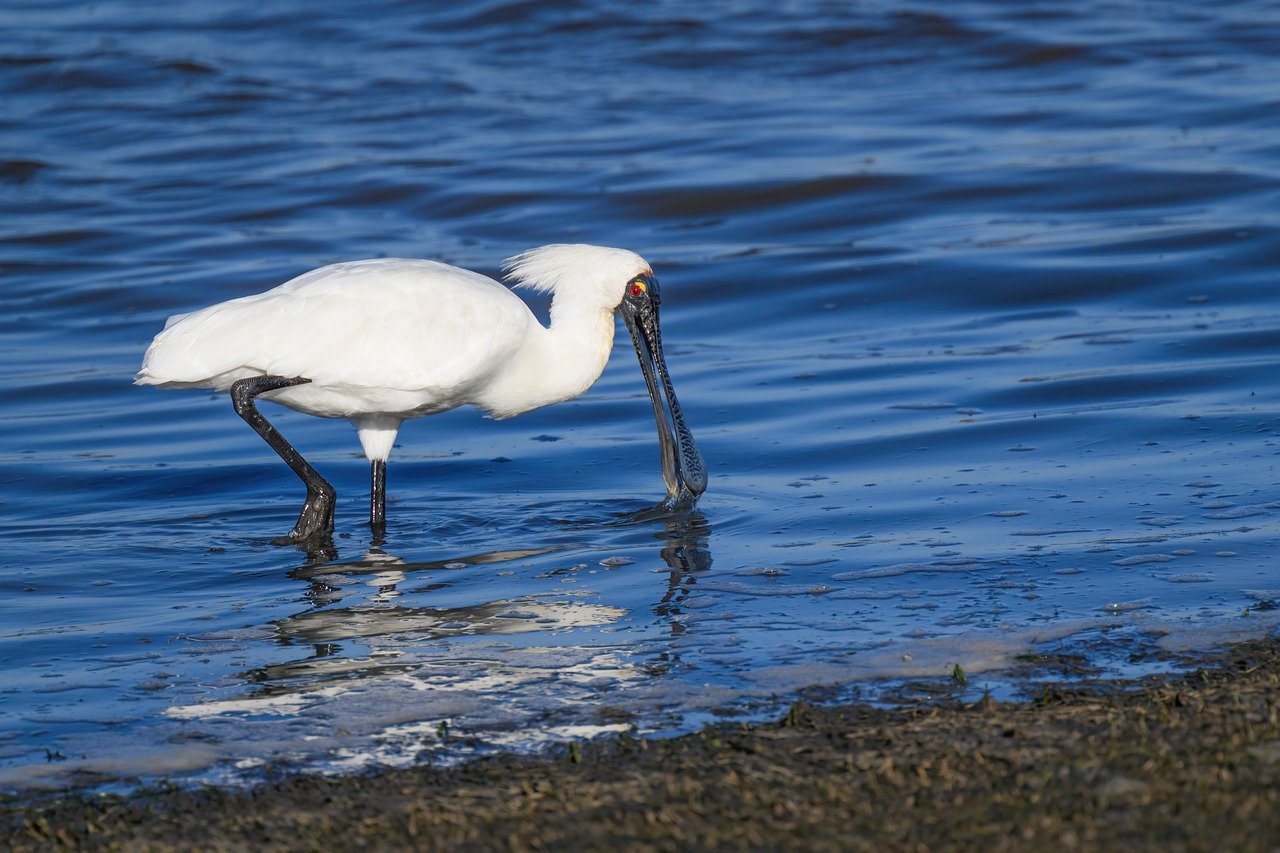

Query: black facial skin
<box><xmin>618</xmin><ymin>273</ymin><xmax>707</xmax><ymax>503</ymax></box>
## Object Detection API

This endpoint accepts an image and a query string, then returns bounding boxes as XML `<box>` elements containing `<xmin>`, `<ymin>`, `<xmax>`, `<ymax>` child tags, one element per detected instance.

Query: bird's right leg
<box><xmin>369</xmin><ymin>459</ymin><xmax>387</xmax><ymax>542</ymax></box>
<box><xmin>230</xmin><ymin>375</ymin><xmax>335</xmax><ymax>544</ymax></box>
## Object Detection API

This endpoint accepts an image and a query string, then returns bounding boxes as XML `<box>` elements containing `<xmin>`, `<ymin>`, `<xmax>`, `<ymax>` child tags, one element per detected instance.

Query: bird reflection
<box><xmin>280</xmin><ymin>544</ymin><xmax>618</xmax><ymax>638</ymax></box>
<box><xmin>239</xmin><ymin>549</ymin><xmax>628</xmax><ymax>694</ymax></box>
<box><xmin>651</xmin><ymin>506</ymin><xmax>713</xmax><ymax>634</ymax></box>
<box><xmin>292</xmin><ymin>535</ymin><xmax>338</xmax><ymax>564</ymax></box>
<box><xmin>288</xmin><ymin>543</ymin><xmax>570</xmax><ymax>582</ymax></box>
<box><xmin>233</xmin><ymin>505</ymin><xmax>714</xmax><ymax>699</ymax></box>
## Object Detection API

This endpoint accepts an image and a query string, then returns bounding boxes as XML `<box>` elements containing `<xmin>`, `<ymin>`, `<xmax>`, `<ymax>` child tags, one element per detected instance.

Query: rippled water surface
<box><xmin>3</xmin><ymin>0</ymin><xmax>1280</xmax><ymax>790</ymax></box>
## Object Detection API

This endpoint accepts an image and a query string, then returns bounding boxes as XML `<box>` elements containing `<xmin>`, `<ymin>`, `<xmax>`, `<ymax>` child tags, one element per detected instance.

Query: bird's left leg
<box><xmin>230</xmin><ymin>375</ymin><xmax>336</xmax><ymax>544</ymax></box>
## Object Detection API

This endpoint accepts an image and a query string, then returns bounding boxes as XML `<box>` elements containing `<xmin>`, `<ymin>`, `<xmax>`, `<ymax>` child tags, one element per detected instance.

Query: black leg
<box><xmin>370</xmin><ymin>459</ymin><xmax>386</xmax><ymax>538</ymax></box>
<box><xmin>230</xmin><ymin>375</ymin><xmax>335</xmax><ymax>543</ymax></box>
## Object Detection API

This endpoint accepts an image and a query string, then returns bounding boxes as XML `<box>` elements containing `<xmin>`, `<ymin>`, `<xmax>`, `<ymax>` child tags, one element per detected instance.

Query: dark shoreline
<box><xmin>6</xmin><ymin>637</ymin><xmax>1280</xmax><ymax>851</ymax></box>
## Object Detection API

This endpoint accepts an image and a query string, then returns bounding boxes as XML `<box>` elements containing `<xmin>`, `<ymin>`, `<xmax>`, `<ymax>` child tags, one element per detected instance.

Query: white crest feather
<box><xmin>503</xmin><ymin>244</ymin><xmax>650</xmax><ymax>297</ymax></box>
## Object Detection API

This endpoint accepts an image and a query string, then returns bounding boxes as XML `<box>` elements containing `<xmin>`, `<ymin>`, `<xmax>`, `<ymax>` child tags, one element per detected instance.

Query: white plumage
<box><xmin>137</xmin><ymin>244</ymin><xmax>705</xmax><ymax>543</ymax></box>
<box><xmin>138</xmin><ymin>246</ymin><xmax>647</xmax><ymax>456</ymax></box>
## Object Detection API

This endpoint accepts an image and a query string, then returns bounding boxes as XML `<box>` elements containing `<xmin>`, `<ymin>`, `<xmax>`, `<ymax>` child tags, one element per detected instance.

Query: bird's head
<box><xmin>504</xmin><ymin>244</ymin><xmax>650</xmax><ymax>310</ymax></box>
<box><xmin>505</xmin><ymin>244</ymin><xmax>707</xmax><ymax>503</ymax></box>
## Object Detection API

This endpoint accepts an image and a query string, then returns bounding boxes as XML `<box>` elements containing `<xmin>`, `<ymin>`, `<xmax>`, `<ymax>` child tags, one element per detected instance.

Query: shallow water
<box><xmin>3</xmin><ymin>0</ymin><xmax>1280</xmax><ymax>790</ymax></box>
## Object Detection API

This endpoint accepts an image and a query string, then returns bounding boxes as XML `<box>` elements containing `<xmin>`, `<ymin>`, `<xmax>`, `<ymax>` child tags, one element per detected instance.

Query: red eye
<box><xmin>629</xmin><ymin>281</ymin><xmax>646</xmax><ymax>298</ymax></box>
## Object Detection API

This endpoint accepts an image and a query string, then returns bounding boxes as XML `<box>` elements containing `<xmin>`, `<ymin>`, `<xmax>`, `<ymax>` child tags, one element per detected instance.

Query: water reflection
<box><xmin>653</xmin><ymin>508</ymin><xmax>714</xmax><ymax>634</ymax></box>
<box><xmin>276</xmin><ymin>578</ymin><xmax>625</xmax><ymax>645</ymax></box>
<box><xmin>242</xmin><ymin>585</ymin><xmax>629</xmax><ymax>699</ymax></box>
<box><xmin>288</xmin><ymin>544</ymin><xmax>573</xmax><ymax>581</ymax></box>
<box><xmin>243</xmin><ymin>544</ymin><xmax>624</xmax><ymax>690</ymax></box>
<box><xmin>230</xmin><ymin>513</ymin><xmax>716</xmax><ymax>710</ymax></box>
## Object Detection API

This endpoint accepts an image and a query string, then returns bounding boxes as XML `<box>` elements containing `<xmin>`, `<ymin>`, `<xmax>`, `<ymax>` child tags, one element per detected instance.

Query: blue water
<box><xmin>3</xmin><ymin>0</ymin><xmax>1280</xmax><ymax>791</ymax></box>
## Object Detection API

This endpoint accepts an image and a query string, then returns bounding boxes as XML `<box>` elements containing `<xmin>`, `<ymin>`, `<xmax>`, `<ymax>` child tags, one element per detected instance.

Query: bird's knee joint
<box><xmin>230</xmin><ymin>382</ymin><xmax>257</xmax><ymax>416</ymax></box>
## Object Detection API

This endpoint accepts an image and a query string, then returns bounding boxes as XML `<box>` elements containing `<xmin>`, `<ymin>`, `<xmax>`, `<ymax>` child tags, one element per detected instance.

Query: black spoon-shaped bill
<box><xmin>623</xmin><ymin>302</ymin><xmax>707</xmax><ymax>503</ymax></box>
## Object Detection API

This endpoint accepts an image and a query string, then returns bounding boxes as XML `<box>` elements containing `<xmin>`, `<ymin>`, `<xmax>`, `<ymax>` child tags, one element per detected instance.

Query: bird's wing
<box><xmin>138</xmin><ymin>259</ymin><xmax>534</xmax><ymax>394</ymax></box>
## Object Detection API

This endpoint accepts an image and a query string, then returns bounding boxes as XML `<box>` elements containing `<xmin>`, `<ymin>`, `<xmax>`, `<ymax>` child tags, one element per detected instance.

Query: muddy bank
<box><xmin>6</xmin><ymin>638</ymin><xmax>1280</xmax><ymax>851</ymax></box>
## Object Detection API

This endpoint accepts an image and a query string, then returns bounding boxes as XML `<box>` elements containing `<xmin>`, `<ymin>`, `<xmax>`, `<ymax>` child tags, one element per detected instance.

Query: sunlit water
<box><xmin>3</xmin><ymin>0</ymin><xmax>1279</xmax><ymax>791</ymax></box>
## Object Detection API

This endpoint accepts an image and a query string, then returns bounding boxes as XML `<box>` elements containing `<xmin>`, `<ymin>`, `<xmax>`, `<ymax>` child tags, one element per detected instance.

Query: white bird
<box><xmin>136</xmin><ymin>244</ymin><xmax>707</xmax><ymax>543</ymax></box>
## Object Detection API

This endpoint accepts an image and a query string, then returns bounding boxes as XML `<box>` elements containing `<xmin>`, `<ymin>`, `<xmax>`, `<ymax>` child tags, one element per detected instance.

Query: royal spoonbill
<box><xmin>136</xmin><ymin>244</ymin><xmax>707</xmax><ymax>543</ymax></box>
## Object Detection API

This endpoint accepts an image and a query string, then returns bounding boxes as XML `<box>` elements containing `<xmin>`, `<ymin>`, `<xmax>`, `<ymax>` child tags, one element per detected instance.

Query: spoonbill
<box><xmin>136</xmin><ymin>244</ymin><xmax>707</xmax><ymax>543</ymax></box>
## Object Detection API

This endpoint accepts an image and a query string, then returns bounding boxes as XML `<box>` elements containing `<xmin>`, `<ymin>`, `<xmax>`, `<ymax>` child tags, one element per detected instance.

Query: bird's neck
<box><xmin>478</xmin><ymin>299</ymin><xmax>616</xmax><ymax>419</ymax></box>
